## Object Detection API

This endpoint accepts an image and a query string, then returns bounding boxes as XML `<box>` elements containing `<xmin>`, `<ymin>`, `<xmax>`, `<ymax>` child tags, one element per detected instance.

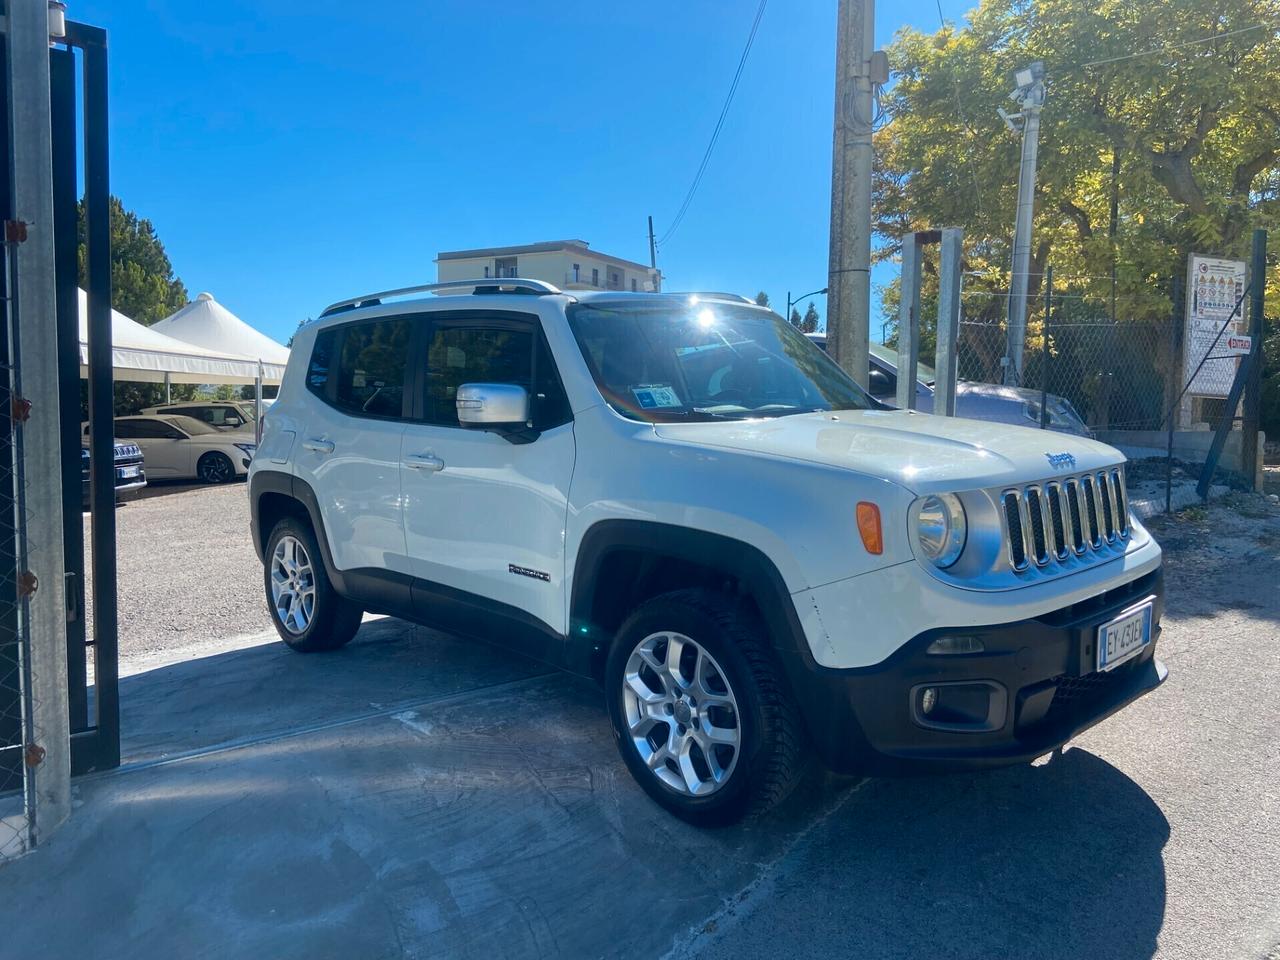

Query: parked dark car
<box><xmin>805</xmin><ymin>334</ymin><xmax>1091</xmax><ymax>436</ymax></box>
<box><xmin>80</xmin><ymin>442</ymin><xmax>147</xmax><ymax>510</ymax></box>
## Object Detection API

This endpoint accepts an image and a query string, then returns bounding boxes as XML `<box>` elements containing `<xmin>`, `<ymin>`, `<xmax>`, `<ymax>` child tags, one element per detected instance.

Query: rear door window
<box><xmin>331</xmin><ymin>319</ymin><xmax>412</xmax><ymax>419</ymax></box>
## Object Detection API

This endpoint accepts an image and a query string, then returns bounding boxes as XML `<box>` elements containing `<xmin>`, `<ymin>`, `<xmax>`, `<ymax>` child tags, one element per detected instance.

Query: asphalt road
<box><xmin>46</xmin><ymin>484</ymin><xmax>1280</xmax><ymax>959</ymax></box>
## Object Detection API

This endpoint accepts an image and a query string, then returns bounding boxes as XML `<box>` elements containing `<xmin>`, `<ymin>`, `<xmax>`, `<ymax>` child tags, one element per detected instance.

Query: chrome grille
<box><xmin>1001</xmin><ymin>467</ymin><xmax>1130</xmax><ymax>573</ymax></box>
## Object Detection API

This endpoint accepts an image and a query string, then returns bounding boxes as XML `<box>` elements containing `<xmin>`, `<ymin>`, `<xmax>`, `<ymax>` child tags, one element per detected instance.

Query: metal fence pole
<box><xmin>1040</xmin><ymin>266</ymin><xmax>1051</xmax><ymax>428</ymax></box>
<box><xmin>895</xmin><ymin>232</ymin><xmax>921</xmax><ymax>410</ymax></box>
<box><xmin>1242</xmin><ymin>229</ymin><xmax>1267</xmax><ymax>490</ymax></box>
<box><xmin>933</xmin><ymin>227</ymin><xmax>962</xmax><ymax>416</ymax></box>
<box><xmin>1166</xmin><ymin>273</ymin><xmax>1183</xmax><ymax>514</ymax></box>
<box><xmin>5</xmin><ymin>0</ymin><xmax>72</xmax><ymax>850</ymax></box>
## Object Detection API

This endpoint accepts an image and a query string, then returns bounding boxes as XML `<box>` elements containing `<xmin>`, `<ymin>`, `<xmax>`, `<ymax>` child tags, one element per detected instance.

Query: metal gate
<box><xmin>55</xmin><ymin>21</ymin><xmax>119</xmax><ymax>775</ymax></box>
<box><xmin>0</xmin><ymin>14</ymin><xmax>116</xmax><ymax>813</ymax></box>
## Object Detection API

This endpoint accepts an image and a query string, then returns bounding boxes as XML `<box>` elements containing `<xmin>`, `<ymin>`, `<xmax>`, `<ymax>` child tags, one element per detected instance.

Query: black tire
<box><xmin>263</xmin><ymin>517</ymin><xmax>362</xmax><ymax>652</ymax></box>
<box><xmin>605</xmin><ymin>588</ymin><xmax>808</xmax><ymax>826</ymax></box>
<box><xmin>197</xmin><ymin>451</ymin><xmax>235</xmax><ymax>484</ymax></box>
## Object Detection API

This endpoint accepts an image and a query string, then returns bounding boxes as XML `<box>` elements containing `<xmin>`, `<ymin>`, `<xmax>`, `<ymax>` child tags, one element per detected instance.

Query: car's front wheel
<box><xmin>605</xmin><ymin>588</ymin><xmax>808</xmax><ymax>825</ymax></box>
<box><xmin>264</xmin><ymin>518</ymin><xmax>362</xmax><ymax>652</ymax></box>
<box><xmin>197</xmin><ymin>451</ymin><xmax>235</xmax><ymax>484</ymax></box>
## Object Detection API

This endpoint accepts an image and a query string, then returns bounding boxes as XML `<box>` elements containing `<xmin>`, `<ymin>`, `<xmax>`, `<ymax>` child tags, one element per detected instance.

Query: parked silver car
<box><xmin>805</xmin><ymin>335</ymin><xmax>1090</xmax><ymax>436</ymax></box>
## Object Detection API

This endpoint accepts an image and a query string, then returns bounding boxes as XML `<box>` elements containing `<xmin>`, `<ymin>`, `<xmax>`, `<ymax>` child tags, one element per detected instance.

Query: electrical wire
<box><xmin>657</xmin><ymin>0</ymin><xmax>768</xmax><ymax>248</ymax></box>
<box><xmin>1081</xmin><ymin>23</ymin><xmax>1272</xmax><ymax>68</ymax></box>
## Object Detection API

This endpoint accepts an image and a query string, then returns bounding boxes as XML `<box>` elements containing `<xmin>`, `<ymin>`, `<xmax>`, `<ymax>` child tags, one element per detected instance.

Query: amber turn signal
<box><xmin>856</xmin><ymin>501</ymin><xmax>883</xmax><ymax>555</ymax></box>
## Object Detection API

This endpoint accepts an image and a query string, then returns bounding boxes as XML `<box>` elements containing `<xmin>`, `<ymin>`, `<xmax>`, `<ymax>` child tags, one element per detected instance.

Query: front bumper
<box><xmin>782</xmin><ymin>568</ymin><xmax>1166</xmax><ymax>775</ymax></box>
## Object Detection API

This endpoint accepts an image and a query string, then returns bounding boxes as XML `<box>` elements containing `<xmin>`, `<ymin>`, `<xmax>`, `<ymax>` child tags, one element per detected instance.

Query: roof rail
<box><xmin>675</xmin><ymin>291</ymin><xmax>757</xmax><ymax>305</ymax></box>
<box><xmin>320</xmin><ymin>278</ymin><xmax>562</xmax><ymax>317</ymax></box>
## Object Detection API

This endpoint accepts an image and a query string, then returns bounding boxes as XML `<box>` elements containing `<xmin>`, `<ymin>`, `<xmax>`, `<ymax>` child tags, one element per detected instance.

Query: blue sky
<box><xmin>70</xmin><ymin>0</ymin><xmax>972</xmax><ymax>344</ymax></box>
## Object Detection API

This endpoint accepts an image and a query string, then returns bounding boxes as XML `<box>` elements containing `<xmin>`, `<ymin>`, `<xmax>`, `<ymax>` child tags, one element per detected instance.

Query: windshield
<box><xmin>166</xmin><ymin>415</ymin><xmax>219</xmax><ymax>436</ymax></box>
<box><xmin>869</xmin><ymin>341</ymin><xmax>936</xmax><ymax>384</ymax></box>
<box><xmin>567</xmin><ymin>301</ymin><xmax>875</xmax><ymax>422</ymax></box>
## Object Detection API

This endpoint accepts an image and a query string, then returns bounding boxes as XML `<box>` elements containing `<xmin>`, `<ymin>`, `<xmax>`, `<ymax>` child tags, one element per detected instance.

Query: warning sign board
<box><xmin>1184</xmin><ymin>254</ymin><xmax>1247</xmax><ymax>398</ymax></box>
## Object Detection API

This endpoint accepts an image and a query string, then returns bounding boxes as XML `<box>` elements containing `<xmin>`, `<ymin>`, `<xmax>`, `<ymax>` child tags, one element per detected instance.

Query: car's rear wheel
<box><xmin>264</xmin><ymin>518</ymin><xmax>362</xmax><ymax>652</ymax></box>
<box><xmin>197</xmin><ymin>451</ymin><xmax>235</xmax><ymax>484</ymax></box>
<box><xmin>605</xmin><ymin>588</ymin><xmax>808</xmax><ymax>825</ymax></box>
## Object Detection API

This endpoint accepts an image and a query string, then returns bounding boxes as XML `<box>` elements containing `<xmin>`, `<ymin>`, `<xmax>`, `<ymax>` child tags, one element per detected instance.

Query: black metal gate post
<box><xmin>54</xmin><ymin>20</ymin><xmax>116</xmax><ymax>775</ymax></box>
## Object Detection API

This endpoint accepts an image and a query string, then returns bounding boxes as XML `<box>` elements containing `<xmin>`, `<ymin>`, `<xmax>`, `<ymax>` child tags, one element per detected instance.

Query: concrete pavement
<box><xmin>5</xmin><ymin>498</ymin><xmax>1279</xmax><ymax>959</ymax></box>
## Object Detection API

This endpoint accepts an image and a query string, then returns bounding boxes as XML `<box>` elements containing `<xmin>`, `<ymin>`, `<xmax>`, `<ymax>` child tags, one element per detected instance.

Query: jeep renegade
<box><xmin>249</xmin><ymin>279</ymin><xmax>1165</xmax><ymax>825</ymax></box>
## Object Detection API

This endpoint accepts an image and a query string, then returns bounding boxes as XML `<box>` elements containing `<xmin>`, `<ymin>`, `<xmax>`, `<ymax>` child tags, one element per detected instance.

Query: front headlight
<box><xmin>233</xmin><ymin>442</ymin><xmax>256</xmax><ymax>456</ymax></box>
<box><xmin>915</xmin><ymin>493</ymin><xmax>967</xmax><ymax>568</ymax></box>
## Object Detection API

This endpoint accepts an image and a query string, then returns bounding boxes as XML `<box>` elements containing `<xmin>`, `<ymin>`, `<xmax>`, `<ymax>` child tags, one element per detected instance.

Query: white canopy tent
<box><xmin>153</xmin><ymin>292</ymin><xmax>290</xmax><ymax>367</ymax></box>
<box><xmin>77</xmin><ymin>288</ymin><xmax>285</xmax><ymax>385</ymax></box>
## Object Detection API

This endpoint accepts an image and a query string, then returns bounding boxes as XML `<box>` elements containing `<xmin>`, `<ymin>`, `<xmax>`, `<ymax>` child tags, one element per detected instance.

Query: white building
<box><xmin>436</xmin><ymin>240</ymin><xmax>661</xmax><ymax>293</ymax></box>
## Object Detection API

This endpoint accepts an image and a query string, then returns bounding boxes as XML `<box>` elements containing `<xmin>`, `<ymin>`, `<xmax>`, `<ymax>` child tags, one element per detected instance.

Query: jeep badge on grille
<box><xmin>1045</xmin><ymin>451</ymin><xmax>1077</xmax><ymax>470</ymax></box>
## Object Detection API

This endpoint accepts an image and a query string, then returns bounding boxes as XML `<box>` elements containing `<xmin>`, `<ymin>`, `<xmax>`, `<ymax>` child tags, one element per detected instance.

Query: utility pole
<box><xmin>826</xmin><ymin>0</ymin><xmax>881</xmax><ymax>389</ymax></box>
<box><xmin>998</xmin><ymin>61</ymin><xmax>1046</xmax><ymax>386</ymax></box>
<box><xmin>646</xmin><ymin>215</ymin><xmax>659</xmax><ymax>292</ymax></box>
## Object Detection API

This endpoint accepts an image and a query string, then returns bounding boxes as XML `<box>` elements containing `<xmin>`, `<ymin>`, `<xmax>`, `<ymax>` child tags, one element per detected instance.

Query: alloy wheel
<box><xmin>270</xmin><ymin>535</ymin><xmax>316</xmax><ymax>635</ymax></box>
<box><xmin>622</xmin><ymin>631</ymin><xmax>741</xmax><ymax>797</ymax></box>
<box><xmin>200</xmin><ymin>454</ymin><xmax>232</xmax><ymax>483</ymax></box>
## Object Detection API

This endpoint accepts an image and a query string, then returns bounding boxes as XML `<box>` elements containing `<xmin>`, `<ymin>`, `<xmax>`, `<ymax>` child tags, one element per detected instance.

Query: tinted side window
<box><xmin>116</xmin><ymin>419</ymin><xmax>176</xmax><ymax>439</ymax></box>
<box><xmin>333</xmin><ymin>319</ymin><xmax>411</xmax><ymax>418</ymax></box>
<box><xmin>307</xmin><ymin>328</ymin><xmax>337</xmax><ymax>398</ymax></box>
<box><xmin>424</xmin><ymin>326</ymin><xmax>533</xmax><ymax>427</ymax></box>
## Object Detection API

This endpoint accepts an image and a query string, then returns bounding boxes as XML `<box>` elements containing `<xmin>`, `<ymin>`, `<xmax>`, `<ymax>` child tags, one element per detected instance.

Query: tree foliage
<box><xmin>789</xmin><ymin>306</ymin><xmax>803</xmax><ymax>327</ymax></box>
<box><xmin>802</xmin><ymin>302</ymin><xmax>820</xmax><ymax>333</ymax></box>
<box><xmin>754</xmin><ymin>290</ymin><xmax>771</xmax><ymax>307</ymax></box>
<box><xmin>77</xmin><ymin>196</ymin><xmax>194</xmax><ymax>414</ymax></box>
<box><xmin>875</xmin><ymin>0</ymin><xmax>1280</xmax><ymax>428</ymax></box>
<box><xmin>78</xmin><ymin>195</ymin><xmax>188</xmax><ymax>325</ymax></box>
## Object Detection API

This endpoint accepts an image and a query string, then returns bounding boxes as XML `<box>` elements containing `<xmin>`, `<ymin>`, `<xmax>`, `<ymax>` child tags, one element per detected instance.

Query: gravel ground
<box><xmin>85</xmin><ymin>480</ymin><xmax>272</xmax><ymax>663</ymax></box>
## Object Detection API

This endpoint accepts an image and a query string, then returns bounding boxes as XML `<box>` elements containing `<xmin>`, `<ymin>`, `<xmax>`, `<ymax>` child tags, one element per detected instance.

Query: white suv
<box><xmin>249</xmin><ymin>279</ymin><xmax>1166</xmax><ymax>824</ymax></box>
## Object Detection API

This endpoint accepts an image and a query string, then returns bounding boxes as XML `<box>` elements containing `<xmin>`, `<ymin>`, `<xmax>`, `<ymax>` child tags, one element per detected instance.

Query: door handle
<box><xmin>404</xmin><ymin>453</ymin><xmax>445</xmax><ymax>473</ymax></box>
<box><xmin>302</xmin><ymin>438</ymin><xmax>335</xmax><ymax>454</ymax></box>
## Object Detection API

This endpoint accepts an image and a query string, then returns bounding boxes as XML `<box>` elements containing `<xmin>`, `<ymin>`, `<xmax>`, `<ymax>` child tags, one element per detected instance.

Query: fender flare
<box><xmin>568</xmin><ymin>519</ymin><xmax>814</xmax><ymax>673</ymax></box>
<box><xmin>249</xmin><ymin>471</ymin><xmax>348</xmax><ymax>593</ymax></box>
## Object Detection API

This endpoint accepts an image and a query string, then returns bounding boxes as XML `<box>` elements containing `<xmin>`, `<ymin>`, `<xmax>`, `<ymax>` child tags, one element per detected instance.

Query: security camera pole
<box><xmin>826</xmin><ymin>0</ymin><xmax>883</xmax><ymax>388</ymax></box>
<box><xmin>998</xmin><ymin>62</ymin><xmax>1046</xmax><ymax>386</ymax></box>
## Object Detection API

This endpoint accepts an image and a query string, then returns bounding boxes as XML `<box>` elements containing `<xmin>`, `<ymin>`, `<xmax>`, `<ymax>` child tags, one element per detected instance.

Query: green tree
<box><xmin>78</xmin><ymin>196</ymin><xmax>194</xmax><ymax>414</ymax></box>
<box><xmin>789</xmin><ymin>307</ymin><xmax>803</xmax><ymax>327</ymax></box>
<box><xmin>79</xmin><ymin>196</ymin><xmax>188</xmax><ymax>324</ymax></box>
<box><xmin>802</xmin><ymin>302</ymin><xmax>820</xmax><ymax>333</ymax></box>
<box><xmin>875</xmin><ymin>0</ymin><xmax>1280</xmax><ymax>429</ymax></box>
<box><xmin>754</xmin><ymin>291</ymin><xmax>771</xmax><ymax>307</ymax></box>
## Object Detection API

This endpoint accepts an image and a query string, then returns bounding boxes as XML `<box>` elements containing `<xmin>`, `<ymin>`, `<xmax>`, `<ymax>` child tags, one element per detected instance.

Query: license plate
<box><xmin>1097</xmin><ymin>602</ymin><xmax>1153</xmax><ymax>672</ymax></box>
<box><xmin>118</xmin><ymin>465</ymin><xmax>141</xmax><ymax>479</ymax></box>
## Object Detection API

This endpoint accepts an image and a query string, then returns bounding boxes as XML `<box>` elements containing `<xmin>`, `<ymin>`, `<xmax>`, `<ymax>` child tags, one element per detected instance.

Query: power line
<box><xmin>1082</xmin><ymin>23</ymin><xmax>1272</xmax><ymax>68</ymax></box>
<box><xmin>657</xmin><ymin>0</ymin><xmax>768</xmax><ymax>248</ymax></box>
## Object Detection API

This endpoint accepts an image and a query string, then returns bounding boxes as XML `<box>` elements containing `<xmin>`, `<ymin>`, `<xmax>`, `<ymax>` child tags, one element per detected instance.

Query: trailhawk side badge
<box><xmin>509</xmin><ymin>563</ymin><xmax>551</xmax><ymax>583</ymax></box>
<box><xmin>1045</xmin><ymin>451</ymin><xmax>1077</xmax><ymax>470</ymax></box>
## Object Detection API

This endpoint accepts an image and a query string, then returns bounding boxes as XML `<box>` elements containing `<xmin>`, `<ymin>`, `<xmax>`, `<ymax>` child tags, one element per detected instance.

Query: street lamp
<box><xmin>786</xmin><ymin>287</ymin><xmax>828</xmax><ymax>329</ymax></box>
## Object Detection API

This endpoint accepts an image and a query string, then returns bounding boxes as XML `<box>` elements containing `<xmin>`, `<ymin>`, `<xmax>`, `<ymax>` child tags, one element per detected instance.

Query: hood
<box><xmin>653</xmin><ymin>409</ymin><xmax>1123</xmax><ymax>493</ymax></box>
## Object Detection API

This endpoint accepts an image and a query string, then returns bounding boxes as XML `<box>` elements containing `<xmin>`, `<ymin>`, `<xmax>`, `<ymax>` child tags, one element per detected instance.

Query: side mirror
<box><xmin>457</xmin><ymin>383</ymin><xmax>530</xmax><ymax>430</ymax></box>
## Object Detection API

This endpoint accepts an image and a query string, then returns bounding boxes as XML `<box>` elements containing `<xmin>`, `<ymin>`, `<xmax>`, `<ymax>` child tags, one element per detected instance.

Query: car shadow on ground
<box><xmin>687</xmin><ymin>747</ymin><xmax>1169</xmax><ymax>960</ymax></box>
<box><xmin>10</xmin><ymin>618</ymin><xmax>1168</xmax><ymax>960</ymax></box>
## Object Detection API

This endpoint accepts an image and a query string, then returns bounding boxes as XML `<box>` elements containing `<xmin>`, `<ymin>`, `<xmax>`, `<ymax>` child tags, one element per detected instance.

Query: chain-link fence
<box><xmin>953</xmin><ymin>270</ymin><xmax>1257</xmax><ymax>514</ymax></box>
<box><xmin>0</xmin><ymin>278</ymin><xmax>37</xmax><ymax>860</ymax></box>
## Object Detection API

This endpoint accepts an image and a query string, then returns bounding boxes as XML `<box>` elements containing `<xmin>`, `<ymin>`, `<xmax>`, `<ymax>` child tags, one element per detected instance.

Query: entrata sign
<box><xmin>1221</xmin><ymin>334</ymin><xmax>1253</xmax><ymax>357</ymax></box>
<box><xmin>1184</xmin><ymin>254</ymin><xmax>1248</xmax><ymax>398</ymax></box>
